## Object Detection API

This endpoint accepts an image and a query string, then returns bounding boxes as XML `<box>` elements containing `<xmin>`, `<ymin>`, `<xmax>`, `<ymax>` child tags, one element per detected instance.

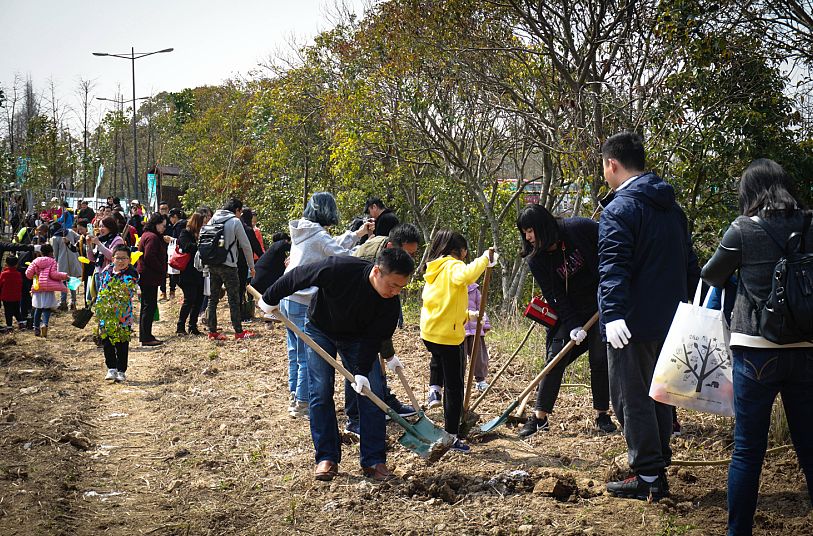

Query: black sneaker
<box><xmin>606</xmin><ymin>475</ymin><xmax>668</xmax><ymax>501</ymax></box>
<box><xmin>389</xmin><ymin>400</ymin><xmax>417</xmax><ymax>418</ymax></box>
<box><xmin>518</xmin><ymin>415</ymin><xmax>549</xmax><ymax>438</ymax></box>
<box><xmin>344</xmin><ymin>420</ymin><xmax>360</xmax><ymax>438</ymax></box>
<box><xmin>596</xmin><ymin>413</ymin><xmax>618</xmax><ymax>433</ymax></box>
<box><xmin>672</xmin><ymin>419</ymin><xmax>682</xmax><ymax>436</ymax></box>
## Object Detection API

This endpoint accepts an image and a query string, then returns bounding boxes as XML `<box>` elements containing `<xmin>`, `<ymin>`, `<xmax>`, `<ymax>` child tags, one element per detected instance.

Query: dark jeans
<box><xmin>727</xmin><ymin>347</ymin><xmax>813</xmax><ymax>536</ymax></box>
<box><xmin>33</xmin><ymin>308</ymin><xmax>52</xmax><ymax>328</ymax></box>
<box><xmin>535</xmin><ymin>323</ymin><xmax>609</xmax><ymax>413</ymax></box>
<box><xmin>177</xmin><ymin>279</ymin><xmax>203</xmax><ymax>330</ymax></box>
<box><xmin>423</xmin><ymin>339</ymin><xmax>465</xmax><ymax>435</ymax></box>
<box><xmin>139</xmin><ymin>284</ymin><xmax>159</xmax><ymax>342</ymax></box>
<box><xmin>103</xmin><ymin>338</ymin><xmax>130</xmax><ymax>372</ymax></box>
<box><xmin>608</xmin><ymin>340</ymin><xmax>672</xmax><ymax>475</ymax></box>
<box><xmin>207</xmin><ymin>264</ymin><xmax>242</xmax><ymax>334</ymax></box>
<box><xmin>345</xmin><ymin>369</ymin><xmax>402</xmax><ymax>424</ymax></box>
<box><xmin>3</xmin><ymin>301</ymin><xmax>22</xmax><ymax>326</ymax></box>
<box><xmin>169</xmin><ymin>273</ymin><xmax>178</xmax><ymax>293</ymax></box>
<box><xmin>305</xmin><ymin>322</ymin><xmax>386</xmax><ymax>468</ymax></box>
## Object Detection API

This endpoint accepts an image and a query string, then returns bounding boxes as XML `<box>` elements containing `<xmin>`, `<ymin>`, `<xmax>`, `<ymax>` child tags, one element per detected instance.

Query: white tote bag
<box><xmin>166</xmin><ymin>239</ymin><xmax>180</xmax><ymax>275</ymax></box>
<box><xmin>649</xmin><ymin>283</ymin><xmax>734</xmax><ymax>417</ymax></box>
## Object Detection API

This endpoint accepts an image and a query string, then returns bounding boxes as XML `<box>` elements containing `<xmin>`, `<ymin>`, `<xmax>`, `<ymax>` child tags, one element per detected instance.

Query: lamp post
<box><xmin>92</xmin><ymin>47</ymin><xmax>173</xmax><ymax>201</ymax></box>
<box><xmin>97</xmin><ymin>96</ymin><xmax>150</xmax><ymax>199</ymax></box>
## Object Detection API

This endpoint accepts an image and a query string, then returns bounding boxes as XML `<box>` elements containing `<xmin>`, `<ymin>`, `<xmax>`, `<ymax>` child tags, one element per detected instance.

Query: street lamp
<box><xmin>92</xmin><ymin>47</ymin><xmax>173</xmax><ymax>201</ymax></box>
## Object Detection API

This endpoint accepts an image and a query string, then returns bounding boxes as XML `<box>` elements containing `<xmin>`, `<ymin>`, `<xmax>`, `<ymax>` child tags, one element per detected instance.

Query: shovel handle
<box><xmin>246</xmin><ymin>285</ymin><xmax>392</xmax><ymax>416</ymax></box>
<box><xmin>470</xmin><ymin>322</ymin><xmax>536</xmax><ymax>412</ymax></box>
<box><xmin>394</xmin><ymin>366</ymin><xmax>422</xmax><ymax>413</ymax></box>
<box><xmin>463</xmin><ymin>250</ymin><xmax>493</xmax><ymax>412</ymax></box>
<box><xmin>514</xmin><ymin>312</ymin><xmax>600</xmax><ymax>403</ymax></box>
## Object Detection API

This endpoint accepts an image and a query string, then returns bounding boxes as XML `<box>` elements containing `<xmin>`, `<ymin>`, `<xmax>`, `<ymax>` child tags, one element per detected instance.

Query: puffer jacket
<box><xmin>25</xmin><ymin>256</ymin><xmax>68</xmax><ymax>292</ymax></box>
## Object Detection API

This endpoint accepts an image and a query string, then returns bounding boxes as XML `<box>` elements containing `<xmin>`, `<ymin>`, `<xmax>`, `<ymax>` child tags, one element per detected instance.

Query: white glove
<box><xmin>386</xmin><ymin>355</ymin><xmax>403</xmax><ymax>373</ymax></box>
<box><xmin>467</xmin><ymin>309</ymin><xmax>480</xmax><ymax>321</ymax></box>
<box><xmin>570</xmin><ymin>327</ymin><xmax>587</xmax><ymax>344</ymax></box>
<box><xmin>481</xmin><ymin>248</ymin><xmax>499</xmax><ymax>267</ymax></box>
<box><xmin>353</xmin><ymin>375</ymin><xmax>370</xmax><ymax>395</ymax></box>
<box><xmin>258</xmin><ymin>298</ymin><xmax>279</xmax><ymax>314</ymax></box>
<box><xmin>606</xmin><ymin>319</ymin><xmax>632</xmax><ymax>349</ymax></box>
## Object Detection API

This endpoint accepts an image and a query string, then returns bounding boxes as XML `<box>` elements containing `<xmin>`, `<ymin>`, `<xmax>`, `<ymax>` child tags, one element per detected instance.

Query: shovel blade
<box><xmin>397</xmin><ymin>414</ymin><xmax>455</xmax><ymax>464</ymax></box>
<box><xmin>479</xmin><ymin>401</ymin><xmax>519</xmax><ymax>433</ymax></box>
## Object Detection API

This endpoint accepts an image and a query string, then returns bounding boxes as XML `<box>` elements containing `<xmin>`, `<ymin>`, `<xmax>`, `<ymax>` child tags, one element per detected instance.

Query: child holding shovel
<box><xmin>420</xmin><ymin>230</ymin><xmax>497</xmax><ymax>452</ymax></box>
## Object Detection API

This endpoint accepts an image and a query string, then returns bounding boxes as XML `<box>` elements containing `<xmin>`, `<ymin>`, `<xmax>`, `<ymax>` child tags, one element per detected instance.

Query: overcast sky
<box><xmin>1</xmin><ymin>0</ymin><xmax>367</xmax><ymax>129</ymax></box>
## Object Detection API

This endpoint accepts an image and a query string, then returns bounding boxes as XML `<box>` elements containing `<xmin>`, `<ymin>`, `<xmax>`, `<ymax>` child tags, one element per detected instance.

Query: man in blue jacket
<box><xmin>598</xmin><ymin>131</ymin><xmax>699</xmax><ymax>500</ymax></box>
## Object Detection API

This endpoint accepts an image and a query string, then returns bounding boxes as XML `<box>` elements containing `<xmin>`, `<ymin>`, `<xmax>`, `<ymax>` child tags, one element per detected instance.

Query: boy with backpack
<box><xmin>198</xmin><ymin>198</ymin><xmax>257</xmax><ymax>340</ymax></box>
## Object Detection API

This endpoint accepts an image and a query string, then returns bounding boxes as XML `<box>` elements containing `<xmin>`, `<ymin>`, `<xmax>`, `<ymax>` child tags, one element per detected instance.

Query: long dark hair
<box><xmin>738</xmin><ymin>158</ymin><xmax>803</xmax><ymax>216</ymax></box>
<box><xmin>516</xmin><ymin>204</ymin><xmax>560</xmax><ymax>257</ymax></box>
<box><xmin>422</xmin><ymin>229</ymin><xmax>467</xmax><ymax>271</ymax></box>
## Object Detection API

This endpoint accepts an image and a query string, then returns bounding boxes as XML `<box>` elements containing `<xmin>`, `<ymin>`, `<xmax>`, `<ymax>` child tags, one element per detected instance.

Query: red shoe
<box><xmin>234</xmin><ymin>330</ymin><xmax>258</xmax><ymax>340</ymax></box>
<box><xmin>208</xmin><ymin>332</ymin><xmax>228</xmax><ymax>341</ymax></box>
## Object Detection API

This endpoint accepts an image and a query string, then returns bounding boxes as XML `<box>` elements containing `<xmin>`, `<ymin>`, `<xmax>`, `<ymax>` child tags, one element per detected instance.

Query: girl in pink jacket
<box><xmin>25</xmin><ymin>243</ymin><xmax>68</xmax><ymax>338</ymax></box>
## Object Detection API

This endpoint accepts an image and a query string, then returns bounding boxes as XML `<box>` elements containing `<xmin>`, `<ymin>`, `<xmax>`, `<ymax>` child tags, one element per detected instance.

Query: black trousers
<box><xmin>169</xmin><ymin>273</ymin><xmax>179</xmax><ymax>293</ymax></box>
<box><xmin>139</xmin><ymin>284</ymin><xmax>159</xmax><ymax>342</ymax></box>
<box><xmin>423</xmin><ymin>339</ymin><xmax>465</xmax><ymax>435</ymax></box>
<box><xmin>535</xmin><ymin>322</ymin><xmax>610</xmax><ymax>413</ymax></box>
<box><xmin>103</xmin><ymin>338</ymin><xmax>129</xmax><ymax>372</ymax></box>
<box><xmin>20</xmin><ymin>277</ymin><xmax>32</xmax><ymax>323</ymax></box>
<box><xmin>177</xmin><ymin>279</ymin><xmax>203</xmax><ymax>329</ymax></box>
<box><xmin>608</xmin><ymin>340</ymin><xmax>673</xmax><ymax>475</ymax></box>
<box><xmin>3</xmin><ymin>301</ymin><xmax>22</xmax><ymax>326</ymax></box>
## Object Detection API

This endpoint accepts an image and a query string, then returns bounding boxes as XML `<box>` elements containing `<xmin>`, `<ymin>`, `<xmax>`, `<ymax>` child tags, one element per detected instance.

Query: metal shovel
<box><xmin>479</xmin><ymin>312</ymin><xmax>599</xmax><ymax>434</ymax></box>
<box><xmin>246</xmin><ymin>285</ymin><xmax>455</xmax><ymax>463</ymax></box>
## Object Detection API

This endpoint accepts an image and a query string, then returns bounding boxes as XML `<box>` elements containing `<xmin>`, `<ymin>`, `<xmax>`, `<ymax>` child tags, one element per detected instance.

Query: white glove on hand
<box><xmin>386</xmin><ymin>355</ymin><xmax>403</xmax><ymax>373</ymax></box>
<box><xmin>606</xmin><ymin>319</ymin><xmax>632</xmax><ymax>349</ymax></box>
<box><xmin>258</xmin><ymin>298</ymin><xmax>279</xmax><ymax>314</ymax></box>
<box><xmin>481</xmin><ymin>248</ymin><xmax>499</xmax><ymax>267</ymax></box>
<box><xmin>353</xmin><ymin>375</ymin><xmax>370</xmax><ymax>396</ymax></box>
<box><xmin>467</xmin><ymin>309</ymin><xmax>480</xmax><ymax>321</ymax></box>
<box><xmin>570</xmin><ymin>327</ymin><xmax>587</xmax><ymax>344</ymax></box>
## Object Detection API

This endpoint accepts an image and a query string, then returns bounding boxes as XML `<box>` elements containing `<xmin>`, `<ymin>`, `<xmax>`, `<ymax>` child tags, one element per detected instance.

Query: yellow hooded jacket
<box><xmin>420</xmin><ymin>255</ymin><xmax>489</xmax><ymax>346</ymax></box>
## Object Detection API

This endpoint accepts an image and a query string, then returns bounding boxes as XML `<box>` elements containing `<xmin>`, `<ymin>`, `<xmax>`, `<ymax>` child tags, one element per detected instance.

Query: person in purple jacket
<box><xmin>464</xmin><ymin>282</ymin><xmax>491</xmax><ymax>391</ymax></box>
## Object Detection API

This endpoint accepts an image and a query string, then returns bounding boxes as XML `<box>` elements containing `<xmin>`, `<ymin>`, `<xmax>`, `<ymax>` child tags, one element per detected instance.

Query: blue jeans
<box><xmin>281</xmin><ymin>298</ymin><xmax>310</xmax><ymax>403</ymax></box>
<box><xmin>33</xmin><ymin>308</ymin><xmax>52</xmax><ymax>328</ymax></box>
<box><xmin>305</xmin><ymin>322</ymin><xmax>386</xmax><ymax>468</ymax></box>
<box><xmin>728</xmin><ymin>347</ymin><xmax>813</xmax><ymax>536</ymax></box>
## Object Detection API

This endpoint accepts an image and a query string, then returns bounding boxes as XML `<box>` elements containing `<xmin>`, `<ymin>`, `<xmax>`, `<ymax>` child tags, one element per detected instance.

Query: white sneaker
<box><xmin>288</xmin><ymin>400</ymin><xmax>309</xmax><ymax>419</ymax></box>
<box><xmin>288</xmin><ymin>392</ymin><xmax>296</xmax><ymax>410</ymax></box>
<box><xmin>115</xmin><ymin>371</ymin><xmax>127</xmax><ymax>383</ymax></box>
<box><xmin>105</xmin><ymin>368</ymin><xmax>118</xmax><ymax>381</ymax></box>
<box><xmin>475</xmin><ymin>380</ymin><xmax>490</xmax><ymax>392</ymax></box>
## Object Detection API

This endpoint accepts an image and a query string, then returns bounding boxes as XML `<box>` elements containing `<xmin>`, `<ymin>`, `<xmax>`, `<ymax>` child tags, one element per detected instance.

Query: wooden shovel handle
<box><xmin>470</xmin><ymin>322</ymin><xmax>536</xmax><ymax>412</ymax></box>
<box><xmin>394</xmin><ymin>366</ymin><xmax>422</xmax><ymax>413</ymax></box>
<box><xmin>463</xmin><ymin>249</ymin><xmax>494</xmax><ymax>412</ymax></box>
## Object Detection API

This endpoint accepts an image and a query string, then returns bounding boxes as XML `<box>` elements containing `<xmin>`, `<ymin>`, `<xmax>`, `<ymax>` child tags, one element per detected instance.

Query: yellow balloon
<box><xmin>130</xmin><ymin>251</ymin><xmax>143</xmax><ymax>264</ymax></box>
<box><xmin>134</xmin><ymin>234</ymin><xmax>140</xmax><ymax>246</ymax></box>
<box><xmin>78</xmin><ymin>256</ymin><xmax>91</xmax><ymax>264</ymax></box>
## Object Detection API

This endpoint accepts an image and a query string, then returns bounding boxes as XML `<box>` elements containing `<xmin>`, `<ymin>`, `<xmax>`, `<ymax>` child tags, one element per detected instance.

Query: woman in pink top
<box><xmin>25</xmin><ymin>243</ymin><xmax>68</xmax><ymax>337</ymax></box>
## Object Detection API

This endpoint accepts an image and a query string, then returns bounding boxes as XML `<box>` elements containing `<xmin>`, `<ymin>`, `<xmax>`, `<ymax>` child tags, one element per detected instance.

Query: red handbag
<box><xmin>523</xmin><ymin>296</ymin><xmax>558</xmax><ymax>327</ymax></box>
<box><xmin>169</xmin><ymin>244</ymin><xmax>191</xmax><ymax>271</ymax></box>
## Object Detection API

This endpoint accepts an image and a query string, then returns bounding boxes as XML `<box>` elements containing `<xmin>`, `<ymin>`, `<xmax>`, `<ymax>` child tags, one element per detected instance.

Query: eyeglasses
<box><xmin>113</xmin><ymin>256</ymin><xmax>129</xmax><ymax>262</ymax></box>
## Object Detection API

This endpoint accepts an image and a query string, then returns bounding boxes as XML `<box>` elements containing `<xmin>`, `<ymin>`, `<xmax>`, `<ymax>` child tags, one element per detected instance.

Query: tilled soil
<box><xmin>0</xmin><ymin>299</ymin><xmax>810</xmax><ymax>535</ymax></box>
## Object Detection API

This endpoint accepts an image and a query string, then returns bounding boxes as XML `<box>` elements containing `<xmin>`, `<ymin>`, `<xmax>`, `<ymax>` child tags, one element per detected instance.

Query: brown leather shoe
<box><xmin>315</xmin><ymin>460</ymin><xmax>338</xmax><ymax>481</ymax></box>
<box><xmin>362</xmin><ymin>463</ymin><xmax>394</xmax><ymax>482</ymax></box>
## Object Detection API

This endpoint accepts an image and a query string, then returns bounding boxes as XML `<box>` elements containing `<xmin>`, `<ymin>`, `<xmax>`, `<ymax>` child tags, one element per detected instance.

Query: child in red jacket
<box><xmin>0</xmin><ymin>256</ymin><xmax>24</xmax><ymax>328</ymax></box>
<box><xmin>25</xmin><ymin>244</ymin><xmax>68</xmax><ymax>338</ymax></box>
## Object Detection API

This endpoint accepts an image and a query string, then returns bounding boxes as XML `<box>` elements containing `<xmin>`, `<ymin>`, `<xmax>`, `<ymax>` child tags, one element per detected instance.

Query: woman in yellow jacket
<box><xmin>420</xmin><ymin>230</ymin><xmax>497</xmax><ymax>452</ymax></box>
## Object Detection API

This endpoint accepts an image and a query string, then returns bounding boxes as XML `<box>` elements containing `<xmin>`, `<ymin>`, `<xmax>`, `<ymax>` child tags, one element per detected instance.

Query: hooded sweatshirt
<box><xmin>420</xmin><ymin>255</ymin><xmax>489</xmax><ymax>346</ymax></box>
<box><xmin>284</xmin><ymin>218</ymin><xmax>359</xmax><ymax>305</ymax></box>
<box><xmin>598</xmin><ymin>172</ymin><xmax>700</xmax><ymax>341</ymax></box>
<box><xmin>208</xmin><ymin>210</ymin><xmax>255</xmax><ymax>270</ymax></box>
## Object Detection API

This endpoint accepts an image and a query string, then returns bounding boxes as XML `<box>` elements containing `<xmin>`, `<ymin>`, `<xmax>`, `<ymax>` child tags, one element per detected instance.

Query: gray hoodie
<box><xmin>209</xmin><ymin>209</ymin><xmax>255</xmax><ymax>270</ymax></box>
<box><xmin>285</xmin><ymin>218</ymin><xmax>359</xmax><ymax>305</ymax></box>
<box><xmin>51</xmin><ymin>230</ymin><xmax>82</xmax><ymax>277</ymax></box>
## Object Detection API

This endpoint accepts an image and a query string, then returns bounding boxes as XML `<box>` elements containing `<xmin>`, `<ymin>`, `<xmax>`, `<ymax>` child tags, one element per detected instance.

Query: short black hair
<box><xmin>601</xmin><ymin>131</ymin><xmax>646</xmax><ymax>172</ymax></box>
<box><xmin>272</xmin><ymin>232</ymin><xmax>290</xmax><ymax>242</ymax></box>
<box><xmin>40</xmin><ymin>243</ymin><xmax>54</xmax><ymax>256</ymax></box>
<box><xmin>75</xmin><ymin>218</ymin><xmax>88</xmax><ymax>229</ymax></box>
<box><xmin>240</xmin><ymin>207</ymin><xmax>254</xmax><ymax>226</ymax></box>
<box><xmin>364</xmin><ymin>197</ymin><xmax>385</xmax><ymax>214</ymax></box>
<box><xmin>169</xmin><ymin>208</ymin><xmax>184</xmax><ymax>218</ymax></box>
<box><xmin>159</xmin><ymin>201</ymin><xmax>169</xmax><ymax>207</ymax></box>
<box><xmin>388</xmin><ymin>223</ymin><xmax>421</xmax><ymax>247</ymax></box>
<box><xmin>223</xmin><ymin>198</ymin><xmax>243</xmax><ymax>213</ymax></box>
<box><xmin>113</xmin><ymin>244</ymin><xmax>131</xmax><ymax>255</ymax></box>
<box><xmin>112</xmin><ymin>197</ymin><xmax>120</xmax><ymax>205</ymax></box>
<box><xmin>376</xmin><ymin>247</ymin><xmax>415</xmax><ymax>277</ymax></box>
<box><xmin>5</xmin><ymin>255</ymin><xmax>18</xmax><ymax>268</ymax></box>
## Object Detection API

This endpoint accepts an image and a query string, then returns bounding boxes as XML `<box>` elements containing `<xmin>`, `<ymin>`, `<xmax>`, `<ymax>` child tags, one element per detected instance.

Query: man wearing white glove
<box><xmin>262</xmin><ymin>248</ymin><xmax>416</xmax><ymax>482</ymax></box>
<box><xmin>598</xmin><ymin>132</ymin><xmax>699</xmax><ymax>501</ymax></box>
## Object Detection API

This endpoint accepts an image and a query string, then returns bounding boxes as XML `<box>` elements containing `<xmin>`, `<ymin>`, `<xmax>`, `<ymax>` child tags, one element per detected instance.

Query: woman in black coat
<box><xmin>176</xmin><ymin>213</ymin><xmax>205</xmax><ymax>335</ymax></box>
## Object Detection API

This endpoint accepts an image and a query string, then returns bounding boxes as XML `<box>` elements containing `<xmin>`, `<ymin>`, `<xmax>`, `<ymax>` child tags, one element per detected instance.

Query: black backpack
<box><xmin>198</xmin><ymin>216</ymin><xmax>235</xmax><ymax>266</ymax></box>
<box><xmin>754</xmin><ymin>212</ymin><xmax>813</xmax><ymax>344</ymax></box>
